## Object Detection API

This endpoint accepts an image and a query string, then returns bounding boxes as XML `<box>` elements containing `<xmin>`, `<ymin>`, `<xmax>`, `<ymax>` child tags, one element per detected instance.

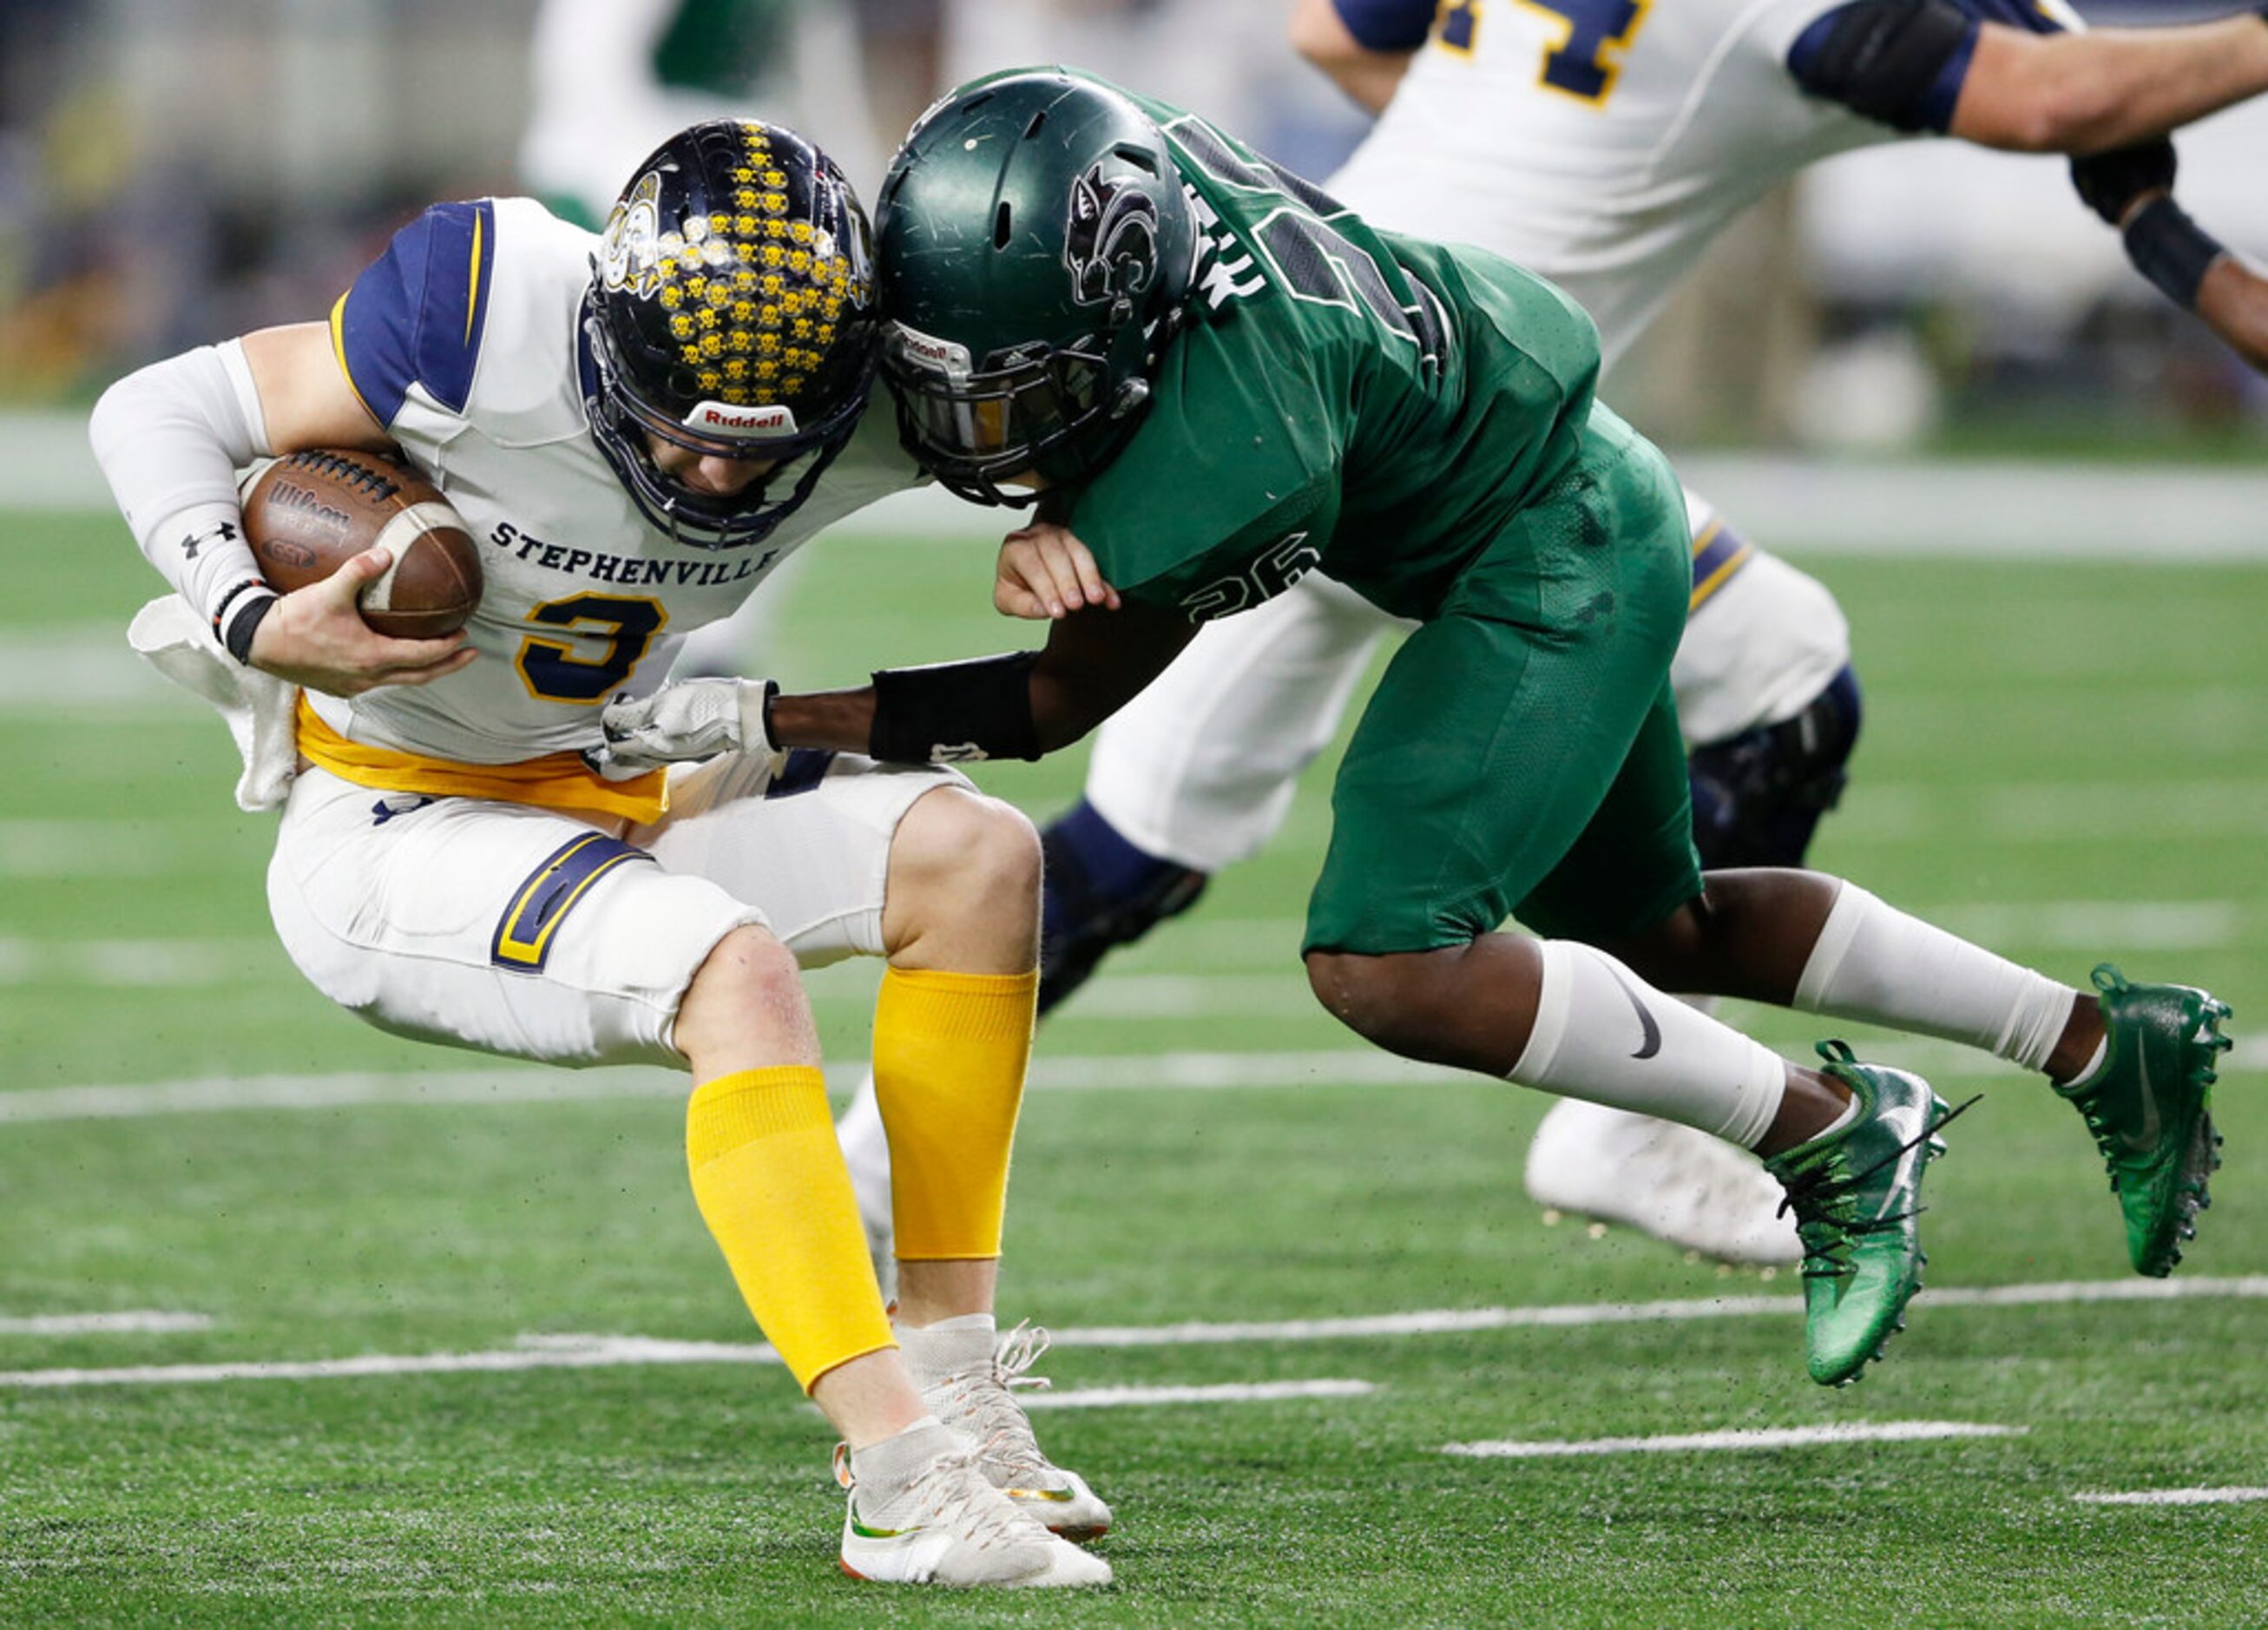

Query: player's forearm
<box><xmin>1287</xmin><ymin>0</ymin><xmax>1415</xmax><ymax>115</ymax></box>
<box><xmin>1956</xmin><ymin>19</ymin><xmax>2268</xmax><ymax>154</ymax></box>
<box><xmin>773</xmin><ymin>602</ymin><xmax>1187</xmax><ymax>764</ymax></box>
<box><xmin>2192</xmin><ymin>252</ymin><xmax>2268</xmax><ymax>376</ymax></box>
<box><xmin>1301</xmin><ymin>44</ymin><xmax>1411</xmax><ymax>116</ymax></box>
<box><xmin>88</xmin><ymin>344</ymin><xmax>275</xmax><ymax>649</ymax></box>
<box><xmin>768</xmin><ymin>663</ymin><xmax>1117</xmax><ymax>762</ymax></box>
<box><xmin>768</xmin><ymin>686</ymin><xmax>879</xmax><ymax>755</ymax></box>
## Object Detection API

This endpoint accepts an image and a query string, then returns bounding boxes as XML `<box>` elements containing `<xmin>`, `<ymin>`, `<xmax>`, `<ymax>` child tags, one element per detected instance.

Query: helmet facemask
<box><xmin>880</xmin><ymin>311</ymin><xmax>1172</xmax><ymax>508</ymax></box>
<box><xmin>585</xmin><ymin>302</ymin><xmax>858</xmax><ymax>548</ymax></box>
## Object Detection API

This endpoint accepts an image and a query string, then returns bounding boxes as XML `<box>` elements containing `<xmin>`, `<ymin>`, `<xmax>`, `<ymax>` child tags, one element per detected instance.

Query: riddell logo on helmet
<box><xmin>686</xmin><ymin>401</ymin><xmax>800</xmax><ymax>437</ymax></box>
<box><xmin>890</xmin><ymin>325</ymin><xmax>972</xmax><ymax>376</ymax></box>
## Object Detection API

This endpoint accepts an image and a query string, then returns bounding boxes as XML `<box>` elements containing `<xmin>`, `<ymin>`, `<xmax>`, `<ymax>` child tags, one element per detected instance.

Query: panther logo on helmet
<box><xmin>1064</xmin><ymin>161</ymin><xmax>1161</xmax><ymax>312</ymax></box>
<box><xmin>599</xmin><ymin>171</ymin><xmax>665</xmax><ymax>299</ymax></box>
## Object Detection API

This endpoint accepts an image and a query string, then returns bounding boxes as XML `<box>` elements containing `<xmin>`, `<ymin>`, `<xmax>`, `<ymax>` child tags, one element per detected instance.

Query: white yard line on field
<box><xmin>0</xmin><ymin>1311</ymin><xmax>213</xmax><ymax>1335</ymax></box>
<box><xmin>5</xmin><ymin>1277</ymin><xmax>2265</xmax><ymax>1390</ymax></box>
<box><xmin>0</xmin><ymin>820</ymin><xmax>194</xmax><ymax>878</ymax></box>
<box><xmin>0</xmin><ymin>1329</ymin><xmax>1367</xmax><ymax>1410</ymax></box>
<box><xmin>0</xmin><ymin>1052</ymin><xmax>1476</xmax><ymax>1124</ymax></box>
<box><xmin>0</xmin><ymin>937</ymin><xmax>278</xmax><ymax>988</ymax></box>
<box><xmin>1046</xmin><ymin>1276</ymin><xmax>2268</xmax><ymax>1348</ymax></box>
<box><xmin>2072</xmin><ymin>1487</ymin><xmax>2268</xmax><ymax>1507</ymax></box>
<box><xmin>7</xmin><ymin>1022</ymin><xmax>2263</xmax><ymax>1124</ymax></box>
<box><xmin>1443</xmin><ymin>1421</ymin><xmax>2027</xmax><ymax>1459</ymax></box>
<box><xmin>1027</xmin><ymin>1379</ymin><xmax>1377</xmax><ymax>1410</ymax></box>
<box><xmin>1843</xmin><ymin>783</ymin><xmax>2268</xmax><ymax>842</ymax></box>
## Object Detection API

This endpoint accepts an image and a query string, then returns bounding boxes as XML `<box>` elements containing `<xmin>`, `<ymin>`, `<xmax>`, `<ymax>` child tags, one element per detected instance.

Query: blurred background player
<box><xmin>834</xmin><ymin>0</ymin><xmax>2268</xmax><ymax>1272</ymax></box>
<box><xmin>89</xmin><ymin>120</ymin><xmax>1108</xmax><ymax>1588</ymax></box>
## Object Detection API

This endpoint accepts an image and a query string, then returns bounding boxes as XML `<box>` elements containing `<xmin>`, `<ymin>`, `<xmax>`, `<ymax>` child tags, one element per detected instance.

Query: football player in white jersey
<box><xmin>834</xmin><ymin>0</ymin><xmax>2268</xmax><ymax>1272</ymax></box>
<box><xmin>89</xmin><ymin>121</ymin><xmax>1110</xmax><ymax>1589</ymax></box>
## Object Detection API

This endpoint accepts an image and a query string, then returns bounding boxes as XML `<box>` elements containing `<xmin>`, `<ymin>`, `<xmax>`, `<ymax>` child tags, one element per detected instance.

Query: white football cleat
<box><xmin>835</xmin><ymin>1432</ymin><xmax>1111</xmax><ymax>1587</ymax></box>
<box><xmin>899</xmin><ymin>1316</ymin><xmax>1114</xmax><ymax>1541</ymax></box>
<box><xmin>1523</xmin><ymin>1099</ymin><xmax>1802</xmax><ymax>1267</ymax></box>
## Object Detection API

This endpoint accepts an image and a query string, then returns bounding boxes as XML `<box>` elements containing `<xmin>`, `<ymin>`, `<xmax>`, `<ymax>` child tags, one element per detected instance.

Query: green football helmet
<box><xmin>874</xmin><ymin>69</ymin><xmax>1195</xmax><ymax>505</ymax></box>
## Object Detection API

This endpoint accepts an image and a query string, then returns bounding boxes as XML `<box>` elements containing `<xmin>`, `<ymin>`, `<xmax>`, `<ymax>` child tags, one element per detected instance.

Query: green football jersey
<box><xmin>1067</xmin><ymin>82</ymin><xmax>1607</xmax><ymax>624</ymax></box>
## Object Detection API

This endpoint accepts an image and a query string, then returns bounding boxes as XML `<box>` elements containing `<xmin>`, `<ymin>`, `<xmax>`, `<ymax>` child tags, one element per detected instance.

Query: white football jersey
<box><xmin>1328</xmin><ymin>0</ymin><xmax>2074</xmax><ymax>366</ymax></box>
<box><xmin>319</xmin><ymin>195</ymin><xmax>916</xmax><ymax>768</ymax></box>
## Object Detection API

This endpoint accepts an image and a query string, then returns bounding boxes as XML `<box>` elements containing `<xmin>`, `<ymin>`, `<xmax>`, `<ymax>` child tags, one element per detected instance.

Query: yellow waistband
<box><xmin>295</xmin><ymin>695</ymin><xmax>667</xmax><ymax>824</ymax></box>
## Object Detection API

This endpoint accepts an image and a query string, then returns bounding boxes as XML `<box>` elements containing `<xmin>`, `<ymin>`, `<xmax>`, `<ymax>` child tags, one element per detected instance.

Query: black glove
<box><xmin>2070</xmin><ymin>138</ymin><xmax>2178</xmax><ymax>227</ymax></box>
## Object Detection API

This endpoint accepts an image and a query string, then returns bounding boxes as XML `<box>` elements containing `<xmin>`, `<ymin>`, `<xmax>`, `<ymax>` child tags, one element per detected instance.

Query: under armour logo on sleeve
<box><xmin>180</xmin><ymin>521</ymin><xmax>239</xmax><ymax>560</ymax></box>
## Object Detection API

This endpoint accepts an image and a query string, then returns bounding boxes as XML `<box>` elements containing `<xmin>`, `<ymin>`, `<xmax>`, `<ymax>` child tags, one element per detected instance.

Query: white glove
<box><xmin>598</xmin><ymin>677</ymin><xmax>777</xmax><ymax>772</ymax></box>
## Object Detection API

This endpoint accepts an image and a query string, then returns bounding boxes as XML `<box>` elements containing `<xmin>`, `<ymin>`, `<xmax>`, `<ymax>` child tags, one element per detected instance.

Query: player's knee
<box><xmin>1305</xmin><ymin>949</ymin><xmax>1457</xmax><ymax>1061</ymax></box>
<box><xmin>890</xmin><ymin>785</ymin><xmax>1042</xmax><ymax>930</ymax></box>
<box><xmin>675</xmin><ymin>923</ymin><xmax>806</xmax><ymax>1064</ymax></box>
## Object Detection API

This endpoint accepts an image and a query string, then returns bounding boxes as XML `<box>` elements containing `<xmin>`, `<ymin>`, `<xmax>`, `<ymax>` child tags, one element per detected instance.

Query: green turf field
<box><xmin>4</xmin><ymin>504</ymin><xmax>2265</xmax><ymax>1627</ymax></box>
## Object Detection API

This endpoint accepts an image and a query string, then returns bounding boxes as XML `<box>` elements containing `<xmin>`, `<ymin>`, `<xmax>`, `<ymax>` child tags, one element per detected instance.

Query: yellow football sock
<box><xmin>686</xmin><ymin>1066</ymin><xmax>894</xmax><ymax>1392</ymax></box>
<box><xmin>872</xmin><ymin>966</ymin><xmax>1037</xmax><ymax>1260</ymax></box>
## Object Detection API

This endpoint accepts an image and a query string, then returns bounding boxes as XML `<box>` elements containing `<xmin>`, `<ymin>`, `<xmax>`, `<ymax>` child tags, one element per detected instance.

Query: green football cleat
<box><xmin>2056</xmin><ymin>964</ymin><xmax>2231</xmax><ymax>1278</ymax></box>
<box><xmin>1765</xmin><ymin>1043</ymin><xmax>1959</xmax><ymax>1388</ymax></box>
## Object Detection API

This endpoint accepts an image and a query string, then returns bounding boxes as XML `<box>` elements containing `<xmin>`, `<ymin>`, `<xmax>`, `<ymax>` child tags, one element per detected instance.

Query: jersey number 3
<box><xmin>516</xmin><ymin>595</ymin><xmax>667</xmax><ymax>703</ymax></box>
<box><xmin>1444</xmin><ymin>0</ymin><xmax>1649</xmax><ymax>107</ymax></box>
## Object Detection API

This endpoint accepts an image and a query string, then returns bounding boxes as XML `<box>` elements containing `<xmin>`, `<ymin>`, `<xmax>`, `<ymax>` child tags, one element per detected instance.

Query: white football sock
<box><xmin>1511</xmin><ymin>940</ymin><xmax>1788</xmax><ymax>1150</ymax></box>
<box><xmin>1792</xmin><ymin>882</ymin><xmax>2074</xmax><ymax>1073</ymax></box>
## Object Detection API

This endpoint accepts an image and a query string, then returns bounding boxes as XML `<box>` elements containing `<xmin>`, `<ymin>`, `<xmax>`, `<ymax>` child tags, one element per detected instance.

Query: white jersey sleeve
<box><xmin>1327</xmin><ymin>0</ymin><xmax>2081</xmax><ymax>365</ymax></box>
<box><xmin>318</xmin><ymin>196</ymin><xmax>917</xmax><ymax>775</ymax></box>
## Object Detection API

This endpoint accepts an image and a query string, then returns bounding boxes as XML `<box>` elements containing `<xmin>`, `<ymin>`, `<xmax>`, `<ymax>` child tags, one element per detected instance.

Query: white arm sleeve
<box><xmin>87</xmin><ymin>340</ymin><xmax>275</xmax><ymax>641</ymax></box>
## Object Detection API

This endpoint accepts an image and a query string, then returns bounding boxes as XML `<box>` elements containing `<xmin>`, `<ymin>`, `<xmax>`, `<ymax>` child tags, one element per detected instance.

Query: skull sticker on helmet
<box><xmin>600</xmin><ymin>171</ymin><xmax>665</xmax><ymax>299</ymax></box>
<box><xmin>1065</xmin><ymin>161</ymin><xmax>1162</xmax><ymax>312</ymax></box>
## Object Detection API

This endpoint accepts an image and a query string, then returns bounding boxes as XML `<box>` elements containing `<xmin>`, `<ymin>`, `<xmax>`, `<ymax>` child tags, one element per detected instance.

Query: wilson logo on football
<box><xmin>264</xmin><ymin>481</ymin><xmax>354</xmax><ymax>534</ymax></box>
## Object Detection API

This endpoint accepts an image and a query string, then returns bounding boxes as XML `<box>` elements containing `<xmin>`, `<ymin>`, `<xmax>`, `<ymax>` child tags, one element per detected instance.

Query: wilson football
<box><xmin>240</xmin><ymin>450</ymin><xmax>483</xmax><ymax>639</ymax></box>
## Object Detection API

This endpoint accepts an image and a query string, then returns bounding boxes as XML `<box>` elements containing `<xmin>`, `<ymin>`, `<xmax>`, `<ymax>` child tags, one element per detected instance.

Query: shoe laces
<box><xmin>926</xmin><ymin>1320</ymin><xmax>1057</xmax><ymax>1479</ymax></box>
<box><xmin>835</xmin><ymin>1443</ymin><xmax>1052</xmax><ymax>1555</ymax></box>
<box><xmin>1775</xmin><ymin>1094</ymin><xmax>1980</xmax><ymax>1280</ymax></box>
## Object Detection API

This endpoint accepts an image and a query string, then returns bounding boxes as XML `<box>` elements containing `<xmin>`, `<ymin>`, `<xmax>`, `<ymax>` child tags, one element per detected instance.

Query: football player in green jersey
<box><xmin>605</xmin><ymin>69</ymin><xmax>2232</xmax><ymax>1388</ymax></box>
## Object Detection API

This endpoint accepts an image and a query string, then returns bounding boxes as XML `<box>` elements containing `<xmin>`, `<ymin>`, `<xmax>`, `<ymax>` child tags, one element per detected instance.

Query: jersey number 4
<box><xmin>1443</xmin><ymin>0</ymin><xmax>1650</xmax><ymax>106</ymax></box>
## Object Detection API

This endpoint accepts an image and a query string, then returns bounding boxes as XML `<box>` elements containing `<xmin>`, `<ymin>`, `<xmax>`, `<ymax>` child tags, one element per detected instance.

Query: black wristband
<box><xmin>869</xmin><ymin>650</ymin><xmax>1042</xmax><ymax>764</ymax></box>
<box><xmin>2069</xmin><ymin>139</ymin><xmax>2177</xmax><ymax>229</ymax></box>
<box><xmin>213</xmin><ymin>580</ymin><xmax>279</xmax><ymax>667</ymax></box>
<box><xmin>2122</xmin><ymin>196</ymin><xmax>2225</xmax><ymax>312</ymax></box>
<box><xmin>221</xmin><ymin>588</ymin><xmax>279</xmax><ymax>667</ymax></box>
